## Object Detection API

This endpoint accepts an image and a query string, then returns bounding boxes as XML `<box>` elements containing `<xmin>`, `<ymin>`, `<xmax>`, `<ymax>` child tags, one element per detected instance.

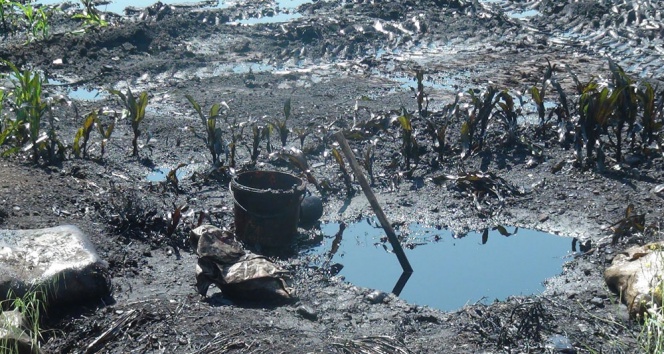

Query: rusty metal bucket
<box><xmin>230</xmin><ymin>170</ymin><xmax>306</xmax><ymax>250</ymax></box>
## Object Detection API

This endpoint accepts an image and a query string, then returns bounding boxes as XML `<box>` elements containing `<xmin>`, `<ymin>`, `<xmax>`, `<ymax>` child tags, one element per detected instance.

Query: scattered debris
<box><xmin>191</xmin><ymin>225</ymin><xmax>294</xmax><ymax>301</ymax></box>
<box><xmin>332</xmin><ymin>335</ymin><xmax>411</xmax><ymax>354</ymax></box>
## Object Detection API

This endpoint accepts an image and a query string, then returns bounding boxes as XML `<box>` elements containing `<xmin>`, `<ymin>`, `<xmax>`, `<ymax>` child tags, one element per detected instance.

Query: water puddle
<box><xmin>232</xmin><ymin>12</ymin><xmax>302</xmax><ymax>25</ymax></box>
<box><xmin>47</xmin><ymin>80</ymin><xmax>106</xmax><ymax>101</ymax></box>
<box><xmin>36</xmin><ymin>0</ymin><xmax>311</xmax><ymax>16</ymax></box>
<box><xmin>213</xmin><ymin>62</ymin><xmax>275</xmax><ymax>76</ymax></box>
<box><xmin>507</xmin><ymin>9</ymin><xmax>541</xmax><ymax>19</ymax></box>
<box><xmin>307</xmin><ymin>220</ymin><xmax>573</xmax><ymax>311</ymax></box>
<box><xmin>146</xmin><ymin>166</ymin><xmax>188</xmax><ymax>182</ymax></box>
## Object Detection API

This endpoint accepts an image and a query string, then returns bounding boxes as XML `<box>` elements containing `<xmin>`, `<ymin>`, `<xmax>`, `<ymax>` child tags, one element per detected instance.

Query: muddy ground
<box><xmin>1</xmin><ymin>0</ymin><xmax>664</xmax><ymax>352</ymax></box>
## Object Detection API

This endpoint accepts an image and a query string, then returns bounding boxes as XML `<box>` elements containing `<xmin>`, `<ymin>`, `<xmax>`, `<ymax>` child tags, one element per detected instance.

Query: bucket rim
<box><xmin>231</xmin><ymin>170</ymin><xmax>306</xmax><ymax>194</ymax></box>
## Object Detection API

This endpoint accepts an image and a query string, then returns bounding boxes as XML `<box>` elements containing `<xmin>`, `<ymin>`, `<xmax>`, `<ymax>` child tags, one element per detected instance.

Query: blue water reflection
<box><xmin>313</xmin><ymin>220</ymin><xmax>573</xmax><ymax>311</ymax></box>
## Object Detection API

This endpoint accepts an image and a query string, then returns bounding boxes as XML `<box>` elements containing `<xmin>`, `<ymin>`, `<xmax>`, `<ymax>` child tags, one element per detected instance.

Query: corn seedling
<box><xmin>293</xmin><ymin>127</ymin><xmax>310</xmax><ymax>149</ymax></box>
<box><xmin>493</xmin><ymin>90</ymin><xmax>521</xmax><ymax>146</ymax></box>
<box><xmin>250</xmin><ymin>122</ymin><xmax>261</xmax><ymax>162</ymax></box>
<box><xmin>331</xmin><ymin>147</ymin><xmax>355</xmax><ymax>196</ymax></box>
<box><xmin>362</xmin><ymin>140</ymin><xmax>375</xmax><ymax>186</ymax></box>
<box><xmin>109</xmin><ymin>88</ymin><xmax>148</xmax><ymax>157</ymax></box>
<box><xmin>530</xmin><ymin>60</ymin><xmax>554</xmax><ymax>134</ymax></box>
<box><xmin>0</xmin><ymin>61</ymin><xmax>52</xmax><ymax>162</ymax></box>
<box><xmin>165</xmin><ymin>203</ymin><xmax>187</xmax><ymax>240</ymax></box>
<box><xmin>72</xmin><ymin>0</ymin><xmax>107</xmax><ymax>28</ymax></box>
<box><xmin>15</xmin><ymin>3</ymin><xmax>49</xmax><ymax>42</ymax></box>
<box><xmin>426</xmin><ymin>94</ymin><xmax>459</xmax><ymax>159</ymax></box>
<box><xmin>166</xmin><ymin>163</ymin><xmax>187</xmax><ymax>193</ymax></box>
<box><xmin>185</xmin><ymin>94</ymin><xmax>225</xmax><ymax>165</ymax></box>
<box><xmin>276</xmin><ymin>147</ymin><xmax>323</xmax><ymax>194</ymax></box>
<box><xmin>0</xmin><ymin>0</ymin><xmax>10</xmax><ymax>36</ymax></box>
<box><xmin>578</xmin><ymin>80</ymin><xmax>622</xmax><ymax>162</ymax></box>
<box><xmin>96</xmin><ymin>113</ymin><xmax>116</xmax><ymax>160</ymax></box>
<box><xmin>397</xmin><ymin>108</ymin><xmax>414</xmax><ymax>170</ymax></box>
<box><xmin>222</xmin><ymin>114</ymin><xmax>243</xmax><ymax>168</ymax></box>
<box><xmin>269</xmin><ymin>98</ymin><xmax>291</xmax><ymax>148</ymax></box>
<box><xmin>609</xmin><ymin>60</ymin><xmax>638</xmax><ymax>163</ymax></box>
<box><xmin>73</xmin><ymin>110</ymin><xmax>97</xmax><ymax>158</ymax></box>
<box><xmin>261</xmin><ymin>123</ymin><xmax>273</xmax><ymax>154</ymax></box>
<box><xmin>415</xmin><ymin>69</ymin><xmax>428</xmax><ymax>119</ymax></box>
<box><xmin>638</xmin><ymin>83</ymin><xmax>664</xmax><ymax>150</ymax></box>
<box><xmin>461</xmin><ymin>86</ymin><xmax>498</xmax><ymax>157</ymax></box>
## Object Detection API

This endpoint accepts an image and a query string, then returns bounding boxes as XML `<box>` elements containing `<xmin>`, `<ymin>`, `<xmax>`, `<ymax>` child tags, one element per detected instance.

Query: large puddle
<box><xmin>37</xmin><ymin>0</ymin><xmax>312</xmax><ymax>17</ymax></box>
<box><xmin>306</xmin><ymin>219</ymin><xmax>573</xmax><ymax>311</ymax></box>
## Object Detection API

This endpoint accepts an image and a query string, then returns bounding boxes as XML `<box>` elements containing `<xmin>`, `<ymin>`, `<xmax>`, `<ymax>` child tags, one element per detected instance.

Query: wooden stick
<box><xmin>334</xmin><ymin>132</ymin><xmax>413</xmax><ymax>273</ymax></box>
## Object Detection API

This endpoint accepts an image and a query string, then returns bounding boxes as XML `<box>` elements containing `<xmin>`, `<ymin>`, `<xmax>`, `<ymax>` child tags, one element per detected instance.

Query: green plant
<box><xmin>331</xmin><ymin>147</ymin><xmax>355</xmax><ymax>196</ymax></box>
<box><xmin>269</xmin><ymin>98</ymin><xmax>291</xmax><ymax>148</ymax></box>
<box><xmin>425</xmin><ymin>94</ymin><xmax>458</xmax><ymax>160</ymax></box>
<box><xmin>362</xmin><ymin>141</ymin><xmax>375</xmax><ymax>186</ymax></box>
<box><xmin>250</xmin><ymin>122</ymin><xmax>261</xmax><ymax>162</ymax></box>
<box><xmin>0</xmin><ymin>0</ymin><xmax>10</xmax><ymax>36</ymax></box>
<box><xmin>96</xmin><ymin>113</ymin><xmax>116</xmax><ymax>160</ymax></box>
<box><xmin>637</xmin><ymin>82</ymin><xmax>663</xmax><ymax>149</ymax></box>
<box><xmin>293</xmin><ymin>127</ymin><xmax>310</xmax><ymax>149</ymax></box>
<box><xmin>222</xmin><ymin>114</ymin><xmax>243</xmax><ymax>168</ymax></box>
<box><xmin>185</xmin><ymin>94</ymin><xmax>225</xmax><ymax>165</ymax></box>
<box><xmin>638</xmin><ymin>243</ymin><xmax>664</xmax><ymax>353</ymax></box>
<box><xmin>73</xmin><ymin>110</ymin><xmax>97</xmax><ymax>158</ymax></box>
<box><xmin>1</xmin><ymin>289</ymin><xmax>45</xmax><ymax>353</ymax></box>
<box><xmin>397</xmin><ymin>108</ymin><xmax>414</xmax><ymax>170</ymax></box>
<box><xmin>72</xmin><ymin>0</ymin><xmax>107</xmax><ymax>28</ymax></box>
<box><xmin>166</xmin><ymin>163</ymin><xmax>187</xmax><ymax>193</ymax></box>
<box><xmin>0</xmin><ymin>61</ymin><xmax>51</xmax><ymax>162</ymax></box>
<box><xmin>262</xmin><ymin>123</ymin><xmax>273</xmax><ymax>154</ymax></box>
<box><xmin>415</xmin><ymin>69</ymin><xmax>428</xmax><ymax>119</ymax></box>
<box><xmin>461</xmin><ymin>86</ymin><xmax>498</xmax><ymax>157</ymax></box>
<box><xmin>578</xmin><ymin>80</ymin><xmax>622</xmax><ymax>162</ymax></box>
<box><xmin>109</xmin><ymin>88</ymin><xmax>148</xmax><ymax>157</ymax></box>
<box><xmin>15</xmin><ymin>2</ymin><xmax>49</xmax><ymax>42</ymax></box>
<box><xmin>608</xmin><ymin>60</ymin><xmax>638</xmax><ymax>163</ymax></box>
<box><xmin>493</xmin><ymin>90</ymin><xmax>521</xmax><ymax>145</ymax></box>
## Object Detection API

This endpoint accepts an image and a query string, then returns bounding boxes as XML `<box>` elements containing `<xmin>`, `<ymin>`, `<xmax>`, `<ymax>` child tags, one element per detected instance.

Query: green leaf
<box><xmin>397</xmin><ymin>115</ymin><xmax>412</xmax><ymax>131</ymax></box>
<box><xmin>331</xmin><ymin>148</ymin><xmax>345</xmax><ymax>169</ymax></box>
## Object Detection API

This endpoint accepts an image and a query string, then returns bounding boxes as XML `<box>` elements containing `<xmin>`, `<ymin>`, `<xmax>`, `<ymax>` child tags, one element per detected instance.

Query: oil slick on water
<box><xmin>308</xmin><ymin>219</ymin><xmax>573</xmax><ymax>312</ymax></box>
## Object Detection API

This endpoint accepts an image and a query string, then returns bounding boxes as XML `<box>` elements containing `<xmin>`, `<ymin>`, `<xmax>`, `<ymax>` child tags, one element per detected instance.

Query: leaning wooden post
<box><xmin>334</xmin><ymin>131</ymin><xmax>413</xmax><ymax>273</ymax></box>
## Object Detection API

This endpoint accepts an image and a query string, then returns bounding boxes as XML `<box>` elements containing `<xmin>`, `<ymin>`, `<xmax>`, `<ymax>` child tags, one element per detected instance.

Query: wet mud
<box><xmin>1</xmin><ymin>0</ymin><xmax>664</xmax><ymax>352</ymax></box>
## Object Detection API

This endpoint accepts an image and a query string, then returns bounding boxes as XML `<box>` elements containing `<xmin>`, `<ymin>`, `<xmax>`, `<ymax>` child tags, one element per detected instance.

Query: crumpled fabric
<box><xmin>191</xmin><ymin>225</ymin><xmax>294</xmax><ymax>301</ymax></box>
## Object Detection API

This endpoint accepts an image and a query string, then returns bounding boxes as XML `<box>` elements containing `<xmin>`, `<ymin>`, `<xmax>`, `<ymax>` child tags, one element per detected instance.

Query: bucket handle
<box><xmin>229</xmin><ymin>182</ymin><xmax>305</xmax><ymax>220</ymax></box>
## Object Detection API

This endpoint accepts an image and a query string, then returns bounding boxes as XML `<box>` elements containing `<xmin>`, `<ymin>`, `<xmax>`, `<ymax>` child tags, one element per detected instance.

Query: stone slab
<box><xmin>0</xmin><ymin>225</ymin><xmax>111</xmax><ymax>307</ymax></box>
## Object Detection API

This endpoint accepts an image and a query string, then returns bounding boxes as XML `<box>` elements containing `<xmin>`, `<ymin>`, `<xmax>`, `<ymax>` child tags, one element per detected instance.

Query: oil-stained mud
<box><xmin>1</xmin><ymin>0</ymin><xmax>663</xmax><ymax>353</ymax></box>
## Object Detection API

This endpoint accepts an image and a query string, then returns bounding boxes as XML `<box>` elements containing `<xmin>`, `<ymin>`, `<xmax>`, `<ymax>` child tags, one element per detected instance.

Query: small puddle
<box><xmin>47</xmin><ymin>80</ymin><xmax>106</xmax><ymax>101</ymax></box>
<box><xmin>307</xmin><ymin>219</ymin><xmax>573</xmax><ymax>311</ymax></box>
<box><xmin>507</xmin><ymin>9</ymin><xmax>541</xmax><ymax>19</ymax></box>
<box><xmin>146</xmin><ymin>166</ymin><xmax>188</xmax><ymax>182</ymax></box>
<box><xmin>232</xmin><ymin>12</ymin><xmax>302</xmax><ymax>25</ymax></box>
<box><xmin>213</xmin><ymin>62</ymin><xmax>275</xmax><ymax>76</ymax></box>
<box><xmin>36</xmin><ymin>0</ymin><xmax>311</xmax><ymax>16</ymax></box>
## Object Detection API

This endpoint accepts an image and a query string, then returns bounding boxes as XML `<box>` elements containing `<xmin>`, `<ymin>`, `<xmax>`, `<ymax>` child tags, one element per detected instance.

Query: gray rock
<box><xmin>545</xmin><ymin>334</ymin><xmax>575</xmax><ymax>353</ymax></box>
<box><xmin>296</xmin><ymin>305</ymin><xmax>318</xmax><ymax>321</ymax></box>
<box><xmin>365</xmin><ymin>290</ymin><xmax>388</xmax><ymax>304</ymax></box>
<box><xmin>300</xmin><ymin>195</ymin><xmax>323</xmax><ymax>224</ymax></box>
<box><xmin>605</xmin><ymin>241</ymin><xmax>664</xmax><ymax>318</ymax></box>
<box><xmin>590</xmin><ymin>297</ymin><xmax>605</xmax><ymax>308</ymax></box>
<box><xmin>0</xmin><ymin>225</ymin><xmax>111</xmax><ymax>308</ymax></box>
